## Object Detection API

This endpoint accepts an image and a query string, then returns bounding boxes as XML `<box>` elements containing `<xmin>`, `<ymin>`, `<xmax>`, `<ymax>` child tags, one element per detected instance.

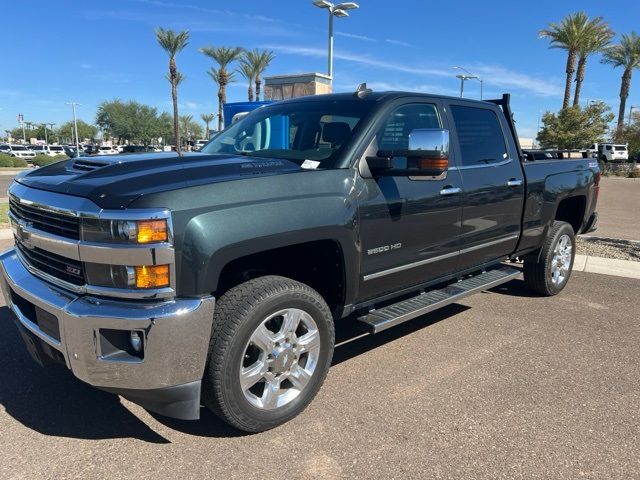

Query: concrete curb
<box><xmin>574</xmin><ymin>254</ymin><xmax>640</xmax><ymax>280</ymax></box>
<box><xmin>581</xmin><ymin>235</ymin><xmax>640</xmax><ymax>245</ymax></box>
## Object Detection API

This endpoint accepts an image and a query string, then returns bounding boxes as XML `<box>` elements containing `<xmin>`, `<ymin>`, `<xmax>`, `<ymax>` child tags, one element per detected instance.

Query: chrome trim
<box><xmin>0</xmin><ymin>248</ymin><xmax>216</xmax><ymax>390</ymax></box>
<box><xmin>363</xmin><ymin>234</ymin><xmax>519</xmax><ymax>281</ymax></box>
<box><xmin>449</xmin><ymin>158</ymin><xmax>513</xmax><ymax>171</ymax></box>
<box><xmin>78</xmin><ymin>242</ymin><xmax>175</xmax><ymax>266</ymax></box>
<box><xmin>507</xmin><ymin>178</ymin><xmax>523</xmax><ymax>187</ymax></box>
<box><xmin>363</xmin><ymin>250</ymin><xmax>459</xmax><ymax>281</ymax></box>
<box><xmin>439</xmin><ymin>186</ymin><xmax>462</xmax><ymax>196</ymax></box>
<box><xmin>14</xmin><ymin>247</ymin><xmax>85</xmax><ymax>294</ymax></box>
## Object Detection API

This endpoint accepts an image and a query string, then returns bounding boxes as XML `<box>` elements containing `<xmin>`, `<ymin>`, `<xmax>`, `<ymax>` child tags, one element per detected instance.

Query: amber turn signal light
<box><xmin>135</xmin><ymin>265</ymin><xmax>170</xmax><ymax>288</ymax></box>
<box><xmin>136</xmin><ymin>220</ymin><xmax>168</xmax><ymax>243</ymax></box>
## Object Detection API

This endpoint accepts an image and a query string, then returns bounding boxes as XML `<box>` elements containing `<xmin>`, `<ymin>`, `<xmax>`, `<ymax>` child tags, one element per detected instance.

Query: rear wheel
<box><xmin>523</xmin><ymin>221</ymin><xmax>575</xmax><ymax>296</ymax></box>
<box><xmin>202</xmin><ymin>276</ymin><xmax>334</xmax><ymax>432</ymax></box>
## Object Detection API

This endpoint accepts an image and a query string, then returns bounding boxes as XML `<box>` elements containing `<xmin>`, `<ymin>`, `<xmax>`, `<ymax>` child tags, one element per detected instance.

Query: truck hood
<box><xmin>15</xmin><ymin>152</ymin><xmax>302</xmax><ymax>209</ymax></box>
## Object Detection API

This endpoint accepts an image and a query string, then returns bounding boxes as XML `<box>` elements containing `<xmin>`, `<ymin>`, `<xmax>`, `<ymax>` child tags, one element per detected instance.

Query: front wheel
<box><xmin>523</xmin><ymin>221</ymin><xmax>575</xmax><ymax>296</ymax></box>
<box><xmin>202</xmin><ymin>276</ymin><xmax>334</xmax><ymax>432</ymax></box>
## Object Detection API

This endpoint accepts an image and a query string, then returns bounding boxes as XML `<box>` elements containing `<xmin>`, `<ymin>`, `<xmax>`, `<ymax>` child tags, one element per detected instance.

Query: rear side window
<box><xmin>450</xmin><ymin>105</ymin><xmax>507</xmax><ymax>166</ymax></box>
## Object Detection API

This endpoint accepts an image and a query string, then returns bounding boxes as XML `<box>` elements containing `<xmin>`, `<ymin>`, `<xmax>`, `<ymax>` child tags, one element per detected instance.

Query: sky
<box><xmin>1</xmin><ymin>0</ymin><xmax>639</xmax><ymax>140</ymax></box>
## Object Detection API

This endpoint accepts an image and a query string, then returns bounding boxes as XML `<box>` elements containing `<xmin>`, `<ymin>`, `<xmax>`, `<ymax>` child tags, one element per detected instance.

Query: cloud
<box><xmin>130</xmin><ymin>0</ymin><xmax>279</xmax><ymax>24</ymax></box>
<box><xmin>80</xmin><ymin>63</ymin><xmax>93</xmax><ymax>70</ymax></box>
<box><xmin>267</xmin><ymin>44</ymin><xmax>562</xmax><ymax>98</ymax></box>
<box><xmin>385</xmin><ymin>39</ymin><xmax>412</xmax><ymax>48</ymax></box>
<box><xmin>335</xmin><ymin>32</ymin><xmax>376</xmax><ymax>42</ymax></box>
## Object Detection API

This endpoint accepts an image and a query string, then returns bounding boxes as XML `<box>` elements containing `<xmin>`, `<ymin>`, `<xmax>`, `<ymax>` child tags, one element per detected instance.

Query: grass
<box><xmin>0</xmin><ymin>204</ymin><xmax>9</xmax><ymax>225</ymax></box>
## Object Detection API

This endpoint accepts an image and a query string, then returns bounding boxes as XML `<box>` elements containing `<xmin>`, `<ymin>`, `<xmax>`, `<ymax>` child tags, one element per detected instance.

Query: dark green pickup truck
<box><xmin>1</xmin><ymin>90</ymin><xmax>599</xmax><ymax>432</ymax></box>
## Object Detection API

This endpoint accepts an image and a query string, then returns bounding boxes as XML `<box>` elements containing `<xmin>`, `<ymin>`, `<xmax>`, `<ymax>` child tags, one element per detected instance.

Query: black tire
<box><xmin>523</xmin><ymin>221</ymin><xmax>576</xmax><ymax>296</ymax></box>
<box><xmin>202</xmin><ymin>276</ymin><xmax>335</xmax><ymax>433</ymax></box>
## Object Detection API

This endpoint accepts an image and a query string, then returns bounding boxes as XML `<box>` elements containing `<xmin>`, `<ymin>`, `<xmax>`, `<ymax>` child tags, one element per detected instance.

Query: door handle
<box><xmin>507</xmin><ymin>178</ymin><xmax>523</xmax><ymax>187</ymax></box>
<box><xmin>439</xmin><ymin>186</ymin><xmax>462</xmax><ymax>196</ymax></box>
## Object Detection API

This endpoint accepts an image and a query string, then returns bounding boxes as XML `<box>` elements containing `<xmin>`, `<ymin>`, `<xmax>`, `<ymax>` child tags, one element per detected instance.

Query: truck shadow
<box><xmin>0</xmin><ymin>306</ymin><xmax>171</xmax><ymax>444</ymax></box>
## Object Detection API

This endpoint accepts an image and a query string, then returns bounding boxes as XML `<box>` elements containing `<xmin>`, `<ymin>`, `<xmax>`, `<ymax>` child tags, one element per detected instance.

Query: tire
<box><xmin>523</xmin><ymin>221</ymin><xmax>576</xmax><ymax>296</ymax></box>
<box><xmin>202</xmin><ymin>276</ymin><xmax>335</xmax><ymax>433</ymax></box>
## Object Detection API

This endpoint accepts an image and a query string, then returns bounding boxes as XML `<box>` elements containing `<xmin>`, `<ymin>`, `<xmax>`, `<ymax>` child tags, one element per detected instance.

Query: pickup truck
<box><xmin>1</xmin><ymin>90</ymin><xmax>599</xmax><ymax>433</ymax></box>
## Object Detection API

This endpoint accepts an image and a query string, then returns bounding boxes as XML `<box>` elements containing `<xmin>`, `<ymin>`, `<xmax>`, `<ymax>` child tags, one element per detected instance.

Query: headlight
<box><xmin>82</xmin><ymin>218</ymin><xmax>169</xmax><ymax>244</ymax></box>
<box><xmin>85</xmin><ymin>263</ymin><xmax>170</xmax><ymax>289</ymax></box>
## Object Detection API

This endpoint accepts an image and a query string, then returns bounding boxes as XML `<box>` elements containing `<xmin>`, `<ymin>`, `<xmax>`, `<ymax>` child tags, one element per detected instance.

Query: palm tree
<box><xmin>155</xmin><ymin>27</ymin><xmax>189</xmax><ymax>154</ymax></box>
<box><xmin>602</xmin><ymin>32</ymin><xmax>640</xmax><ymax>136</ymax></box>
<box><xmin>180</xmin><ymin>114</ymin><xmax>193</xmax><ymax>149</ymax></box>
<box><xmin>237</xmin><ymin>61</ymin><xmax>257</xmax><ymax>101</ymax></box>
<box><xmin>243</xmin><ymin>49</ymin><xmax>275</xmax><ymax>101</ymax></box>
<box><xmin>540</xmin><ymin>12</ymin><xmax>590</xmax><ymax>109</ymax></box>
<box><xmin>573</xmin><ymin>17</ymin><xmax>614</xmax><ymax>106</ymax></box>
<box><xmin>200</xmin><ymin>113</ymin><xmax>215</xmax><ymax>137</ymax></box>
<box><xmin>199</xmin><ymin>46</ymin><xmax>244</xmax><ymax>130</ymax></box>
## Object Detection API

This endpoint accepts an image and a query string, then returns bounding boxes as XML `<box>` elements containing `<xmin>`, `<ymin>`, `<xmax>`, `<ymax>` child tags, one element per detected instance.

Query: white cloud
<box><xmin>385</xmin><ymin>39</ymin><xmax>412</xmax><ymax>48</ymax></box>
<box><xmin>267</xmin><ymin>44</ymin><xmax>562</xmax><ymax>98</ymax></box>
<box><xmin>335</xmin><ymin>32</ymin><xmax>376</xmax><ymax>42</ymax></box>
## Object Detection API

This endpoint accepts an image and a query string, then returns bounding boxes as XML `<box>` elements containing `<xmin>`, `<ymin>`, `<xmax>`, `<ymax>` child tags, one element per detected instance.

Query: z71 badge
<box><xmin>367</xmin><ymin>243</ymin><xmax>402</xmax><ymax>255</ymax></box>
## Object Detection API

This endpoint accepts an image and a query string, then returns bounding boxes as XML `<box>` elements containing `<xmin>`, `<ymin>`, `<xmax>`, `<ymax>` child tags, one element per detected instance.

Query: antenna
<box><xmin>354</xmin><ymin>82</ymin><xmax>372</xmax><ymax>99</ymax></box>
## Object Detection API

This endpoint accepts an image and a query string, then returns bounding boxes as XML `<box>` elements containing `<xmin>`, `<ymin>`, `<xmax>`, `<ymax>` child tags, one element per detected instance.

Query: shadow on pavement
<box><xmin>0</xmin><ymin>306</ymin><xmax>170</xmax><ymax>443</ymax></box>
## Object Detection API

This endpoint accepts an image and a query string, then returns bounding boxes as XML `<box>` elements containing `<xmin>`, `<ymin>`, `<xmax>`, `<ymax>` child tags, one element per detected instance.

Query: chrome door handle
<box><xmin>507</xmin><ymin>179</ymin><xmax>523</xmax><ymax>187</ymax></box>
<box><xmin>439</xmin><ymin>186</ymin><xmax>462</xmax><ymax>196</ymax></box>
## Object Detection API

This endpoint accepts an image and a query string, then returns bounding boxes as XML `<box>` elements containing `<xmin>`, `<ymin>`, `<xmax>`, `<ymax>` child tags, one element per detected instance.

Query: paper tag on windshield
<box><xmin>300</xmin><ymin>160</ymin><xmax>320</xmax><ymax>170</ymax></box>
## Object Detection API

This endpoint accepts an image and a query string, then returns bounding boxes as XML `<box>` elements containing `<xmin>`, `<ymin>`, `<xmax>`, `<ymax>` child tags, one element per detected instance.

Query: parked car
<box><xmin>30</xmin><ymin>145</ymin><xmax>67</xmax><ymax>157</ymax></box>
<box><xmin>121</xmin><ymin>145</ymin><xmax>149</xmax><ymax>153</ymax></box>
<box><xmin>194</xmin><ymin>139</ymin><xmax>208</xmax><ymax>151</ymax></box>
<box><xmin>586</xmin><ymin>143</ymin><xmax>629</xmax><ymax>162</ymax></box>
<box><xmin>84</xmin><ymin>145</ymin><xmax>99</xmax><ymax>155</ymax></box>
<box><xmin>0</xmin><ymin>144</ymin><xmax>36</xmax><ymax>159</ymax></box>
<box><xmin>96</xmin><ymin>146</ymin><xmax>117</xmax><ymax>155</ymax></box>
<box><xmin>1</xmin><ymin>90</ymin><xmax>599</xmax><ymax>433</ymax></box>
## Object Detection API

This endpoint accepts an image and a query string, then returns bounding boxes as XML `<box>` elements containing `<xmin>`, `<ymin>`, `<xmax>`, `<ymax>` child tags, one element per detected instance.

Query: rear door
<box><xmin>445</xmin><ymin>102</ymin><xmax>524</xmax><ymax>270</ymax></box>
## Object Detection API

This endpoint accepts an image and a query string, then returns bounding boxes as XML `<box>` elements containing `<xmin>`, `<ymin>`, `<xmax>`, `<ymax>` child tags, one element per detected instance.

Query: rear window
<box><xmin>614</xmin><ymin>145</ymin><xmax>627</xmax><ymax>151</ymax></box>
<box><xmin>51</xmin><ymin>146</ymin><xmax>64</xmax><ymax>151</ymax></box>
<box><xmin>450</xmin><ymin>105</ymin><xmax>508</xmax><ymax>166</ymax></box>
<box><xmin>12</xmin><ymin>146</ymin><xmax>27</xmax><ymax>151</ymax></box>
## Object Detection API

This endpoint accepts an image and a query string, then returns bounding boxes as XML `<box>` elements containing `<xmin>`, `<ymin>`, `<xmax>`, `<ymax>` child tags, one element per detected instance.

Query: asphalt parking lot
<box><xmin>595</xmin><ymin>177</ymin><xmax>640</xmax><ymax>240</ymax></box>
<box><xmin>0</xmin><ymin>257</ymin><xmax>638</xmax><ymax>479</ymax></box>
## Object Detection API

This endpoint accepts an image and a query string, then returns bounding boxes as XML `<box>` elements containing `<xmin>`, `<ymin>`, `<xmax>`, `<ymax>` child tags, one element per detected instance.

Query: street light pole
<box><xmin>313</xmin><ymin>1</ymin><xmax>359</xmax><ymax>86</ymax></box>
<box><xmin>629</xmin><ymin>105</ymin><xmax>639</xmax><ymax>126</ymax></box>
<box><xmin>453</xmin><ymin>66</ymin><xmax>482</xmax><ymax>99</ymax></box>
<box><xmin>66</xmin><ymin>102</ymin><xmax>81</xmax><ymax>157</ymax></box>
<box><xmin>42</xmin><ymin>123</ymin><xmax>48</xmax><ymax>144</ymax></box>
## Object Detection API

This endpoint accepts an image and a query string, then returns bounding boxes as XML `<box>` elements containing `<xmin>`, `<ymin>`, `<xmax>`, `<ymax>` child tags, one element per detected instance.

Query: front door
<box><xmin>357</xmin><ymin>101</ymin><xmax>463</xmax><ymax>301</ymax></box>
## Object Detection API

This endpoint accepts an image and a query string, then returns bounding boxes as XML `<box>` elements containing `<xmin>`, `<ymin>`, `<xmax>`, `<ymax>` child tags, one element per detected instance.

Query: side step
<box><xmin>357</xmin><ymin>266</ymin><xmax>520</xmax><ymax>334</ymax></box>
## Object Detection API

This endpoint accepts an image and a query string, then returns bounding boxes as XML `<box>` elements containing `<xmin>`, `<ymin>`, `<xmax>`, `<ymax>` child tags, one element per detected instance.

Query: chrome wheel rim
<box><xmin>551</xmin><ymin>234</ymin><xmax>572</xmax><ymax>285</ymax></box>
<box><xmin>239</xmin><ymin>308</ymin><xmax>321</xmax><ymax>410</ymax></box>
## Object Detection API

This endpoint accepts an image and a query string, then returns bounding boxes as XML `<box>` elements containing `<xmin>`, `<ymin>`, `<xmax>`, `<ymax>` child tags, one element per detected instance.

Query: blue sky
<box><xmin>1</xmin><ymin>0</ymin><xmax>639</xmax><ymax>140</ymax></box>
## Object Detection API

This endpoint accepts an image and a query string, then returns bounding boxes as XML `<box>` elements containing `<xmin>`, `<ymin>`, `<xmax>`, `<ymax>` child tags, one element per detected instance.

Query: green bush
<box><xmin>628</xmin><ymin>167</ymin><xmax>640</xmax><ymax>178</ymax></box>
<box><xmin>0</xmin><ymin>154</ymin><xmax>14</xmax><ymax>167</ymax></box>
<box><xmin>11</xmin><ymin>157</ymin><xmax>27</xmax><ymax>167</ymax></box>
<box><xmin>32</xmin><ymin>155</ymin><xmax>69</xmax><ymax>167</ymax></box>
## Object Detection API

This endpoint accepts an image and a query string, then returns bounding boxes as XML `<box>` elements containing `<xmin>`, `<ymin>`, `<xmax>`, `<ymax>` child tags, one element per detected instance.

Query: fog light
<box><xmin>130</xmin><ymin>331</ymin><xmax>143</xmax><ymax>353</ymax></box>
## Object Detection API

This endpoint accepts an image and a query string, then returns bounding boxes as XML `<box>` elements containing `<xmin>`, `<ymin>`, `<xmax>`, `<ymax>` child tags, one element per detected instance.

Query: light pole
<box><xmin>66</xmin><ymin>102</ymin><xmax>81</xmax><ymax>156</ymax></box>
<box><xmin>48</xmin><ymin>123</ymin><xmax>56</xmax><ymax>143</ymax></box>
<box><xmin>453</xmin><ymin>66</ymin><xmax>483</xmax><ymax>99</ymax></box>
<box><xmin>629</xmin><ymin>105</ymin><xmax>639</xmax><ymax>126</ymax></box>
<box><xmin>312</xmin><ymin>1</ymin><xmax>359</xmax><ymax>85</ymax></box>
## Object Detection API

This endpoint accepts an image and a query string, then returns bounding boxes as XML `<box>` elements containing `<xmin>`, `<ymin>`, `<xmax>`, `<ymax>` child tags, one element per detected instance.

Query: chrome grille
<box><xmin>16</xmin><ymin>242</ymin><xmax>85</xmax><ymax>286</ymax></box>
<box><xmin>9</xmin><ymin>197</ymin><xmax>80</xmax><ymax>240</ymax></box>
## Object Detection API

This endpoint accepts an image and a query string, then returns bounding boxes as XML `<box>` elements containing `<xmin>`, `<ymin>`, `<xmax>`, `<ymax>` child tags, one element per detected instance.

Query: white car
<box><xmin>30</xmin><ymin>145</ymin><xmax>67</xmax><ymax>157</ymax></box>
<box><xmin>96</xmin><ymin>146</ymin><xmax>117</xmax><ymax>155</ymax></box>
<box><xmin>194</xmin><ymin>140</ymin><xmax>208</xmax><ymax>151</ymax></box>
<box><xmin>587</xmin><ymin>143</ymin><xmax>629</xmax><ymax>162</ymax></box>
<box><xmin>0</xmin><ymin>144</ymin><xmax>36</xmax><ymax>159</ymax></box>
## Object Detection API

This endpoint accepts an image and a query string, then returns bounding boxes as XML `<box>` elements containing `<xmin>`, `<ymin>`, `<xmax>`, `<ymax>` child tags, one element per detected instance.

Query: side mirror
<box><xmin>366</xmin><ymin>128</ymin><xmax>450</xmax><ymax>177</ymax></box>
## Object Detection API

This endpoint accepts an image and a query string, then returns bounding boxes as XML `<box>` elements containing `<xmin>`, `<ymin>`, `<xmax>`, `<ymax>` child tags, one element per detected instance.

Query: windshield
<box><xmin>51</xmin><ymin>146</ymin><xmax>64</xmax><ymax>151</ymax></box>
<box><xmin>12</xmin><ymin>146</ymin><xmax>27</xmax><ymax>151</ymax></box>
<box><xmin>200</xmin><ymin>99</ymin><xmax>374</xmax><ymax>168</ymax></box>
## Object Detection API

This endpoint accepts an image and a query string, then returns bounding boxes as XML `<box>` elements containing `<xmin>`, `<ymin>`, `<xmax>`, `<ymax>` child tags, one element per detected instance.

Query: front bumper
<box><xmin>0</xmin><ymin>248</ymin><xmax>215</xmax><ymax>420</ymax></box>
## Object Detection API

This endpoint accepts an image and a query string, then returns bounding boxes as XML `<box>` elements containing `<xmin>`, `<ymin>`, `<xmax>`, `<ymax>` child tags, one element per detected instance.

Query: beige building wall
<box><xmin>264</xmin><ymin>73</ymin><xmax>332</xmax><ymax>100</ymax></box>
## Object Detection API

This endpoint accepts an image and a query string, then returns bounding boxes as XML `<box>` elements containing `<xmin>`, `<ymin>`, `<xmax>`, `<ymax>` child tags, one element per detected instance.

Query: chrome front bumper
<box><xmin>0</xmin><ymin>248</ymin><xmax>215</xmax><ymax>419</ymax></box>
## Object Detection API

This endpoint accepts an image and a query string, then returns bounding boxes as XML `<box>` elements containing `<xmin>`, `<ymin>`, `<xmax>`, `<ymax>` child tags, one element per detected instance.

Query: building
<box><xmin>264</xmin><ymin>73</ymin><xmax>332</xmax><ymax>101</ymax></box>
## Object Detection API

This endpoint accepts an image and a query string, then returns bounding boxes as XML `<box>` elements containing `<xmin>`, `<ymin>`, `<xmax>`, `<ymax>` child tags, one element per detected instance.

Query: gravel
<box><xmin>577</xmin><ymin>236</ymin><xmax>640</xmax><ymax>262</ymax></box>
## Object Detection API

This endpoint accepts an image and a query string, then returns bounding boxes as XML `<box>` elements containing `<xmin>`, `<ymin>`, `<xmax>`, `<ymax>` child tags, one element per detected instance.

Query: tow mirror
<box><xmin>366</xmin><ymin>128</ymin><xmax>449</xmax><ymax>177</ymax></box>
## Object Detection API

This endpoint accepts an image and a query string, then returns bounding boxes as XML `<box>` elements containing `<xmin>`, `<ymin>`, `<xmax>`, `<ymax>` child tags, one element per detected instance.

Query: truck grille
<box><xmin>9</xmin><ymin>197</ymin><xmax>80</xmax><ymax>240</ymax></box>
<box><xmin>16</xmin><ymin>242</ymin><xmax>85</xmax><ymax>286</ymax></box>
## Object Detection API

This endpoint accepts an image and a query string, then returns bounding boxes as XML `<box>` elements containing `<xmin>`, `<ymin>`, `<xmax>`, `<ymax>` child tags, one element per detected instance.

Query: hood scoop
<box><xmin>71</xmin><ymin>158</ymin><xmax>113</xmax><ymax>172</ymax></box>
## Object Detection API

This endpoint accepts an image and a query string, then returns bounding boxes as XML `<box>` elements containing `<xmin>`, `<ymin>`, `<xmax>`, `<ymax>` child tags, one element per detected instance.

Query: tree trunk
<box><xmin>170</xmin><ymin>57</ymin><xmax>181</xmax><ymax>155</ymax></box>
<box><xmin>218</xmin><ymin>86</ymin><xmax>224</xmax><ymax>131</ymax></box>
<box><xmin>563</xmin><ymin>49</ymin><xmax>577</xmax><ymax>110</ymax></box>
<box><xmin>573</xmin><ymin>54</ymin><xmax>587</xmax><ymax>107</ymax></box>
<box><xmin>248</xmin><ymin>80</ymin><xmax>254</xmax><ymax>102</ymax></box>
<box><xmin>255</xmin><ymin>77</ymin><xmax>262</xmax><ymax>102</ymax></box>
<box><xmin>616</xmin><ymin>67</ymin><xmax>632</xmax><ymax>137</ymax></box>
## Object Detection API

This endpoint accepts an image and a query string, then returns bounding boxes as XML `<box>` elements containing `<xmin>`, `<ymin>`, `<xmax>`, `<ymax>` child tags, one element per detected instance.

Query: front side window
<box><xmin>450</xmin><ymin>105</ymin><xmax>507</xmax><ymax>166</ymax></box>
<box><xmin>376</xmin><ymin>103</ymin><xmax>441</xmax><ymax>151</ymax></box>
<box><xmin>200</xmin><ymin>100</ymin><xmax>375</xmax><ymax>168</ymax></box>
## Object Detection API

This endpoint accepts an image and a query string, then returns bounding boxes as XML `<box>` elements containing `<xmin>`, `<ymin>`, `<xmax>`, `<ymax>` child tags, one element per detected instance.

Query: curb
<box><xmin>0</xmin><ymin>228</ymin><xmax>12</xmax><ymax>240</ymax></box>
<box><xmin>580</xmin><ymin>235</ymin><xmax>640</xmax><ymax>245</ymax></box>
<box><xmin>574</xmin><ymin>254</ymin><xmax>640</xmax><ymax>280</ymax></box>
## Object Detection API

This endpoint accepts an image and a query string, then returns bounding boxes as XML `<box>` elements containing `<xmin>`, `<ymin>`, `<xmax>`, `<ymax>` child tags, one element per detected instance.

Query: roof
<box><xmin>274</xmin><ymin>90</ymin><xmax>497</xmax><ymax>105</ymax></box>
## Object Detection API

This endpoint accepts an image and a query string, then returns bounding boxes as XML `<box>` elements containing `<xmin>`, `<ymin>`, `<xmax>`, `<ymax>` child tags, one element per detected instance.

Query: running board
<box><xmin>357</xmin><ymin>266</ymin><xmax>520</xmax><ymax>334</ymax></box>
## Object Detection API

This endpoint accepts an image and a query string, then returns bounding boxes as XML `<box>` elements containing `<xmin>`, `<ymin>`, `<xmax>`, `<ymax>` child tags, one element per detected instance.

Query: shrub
<box><xmin>11</xmin><ymin>157</ymin><xmax>27</xmax><ymax>167</ymax></box>
<box><xmin>0</xmin><ymin>154</ymin><xmax>14</xmax><ymax>167</ymax></box>
<box><xmin>628</xmin><ymin>166</ymin><xmax>640</xmax><ymax>178</ymax></box>
<box><xmin>32</xmin><ymin>155</ymin><xmax>69</xmax><ymax>167</ymax></box>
